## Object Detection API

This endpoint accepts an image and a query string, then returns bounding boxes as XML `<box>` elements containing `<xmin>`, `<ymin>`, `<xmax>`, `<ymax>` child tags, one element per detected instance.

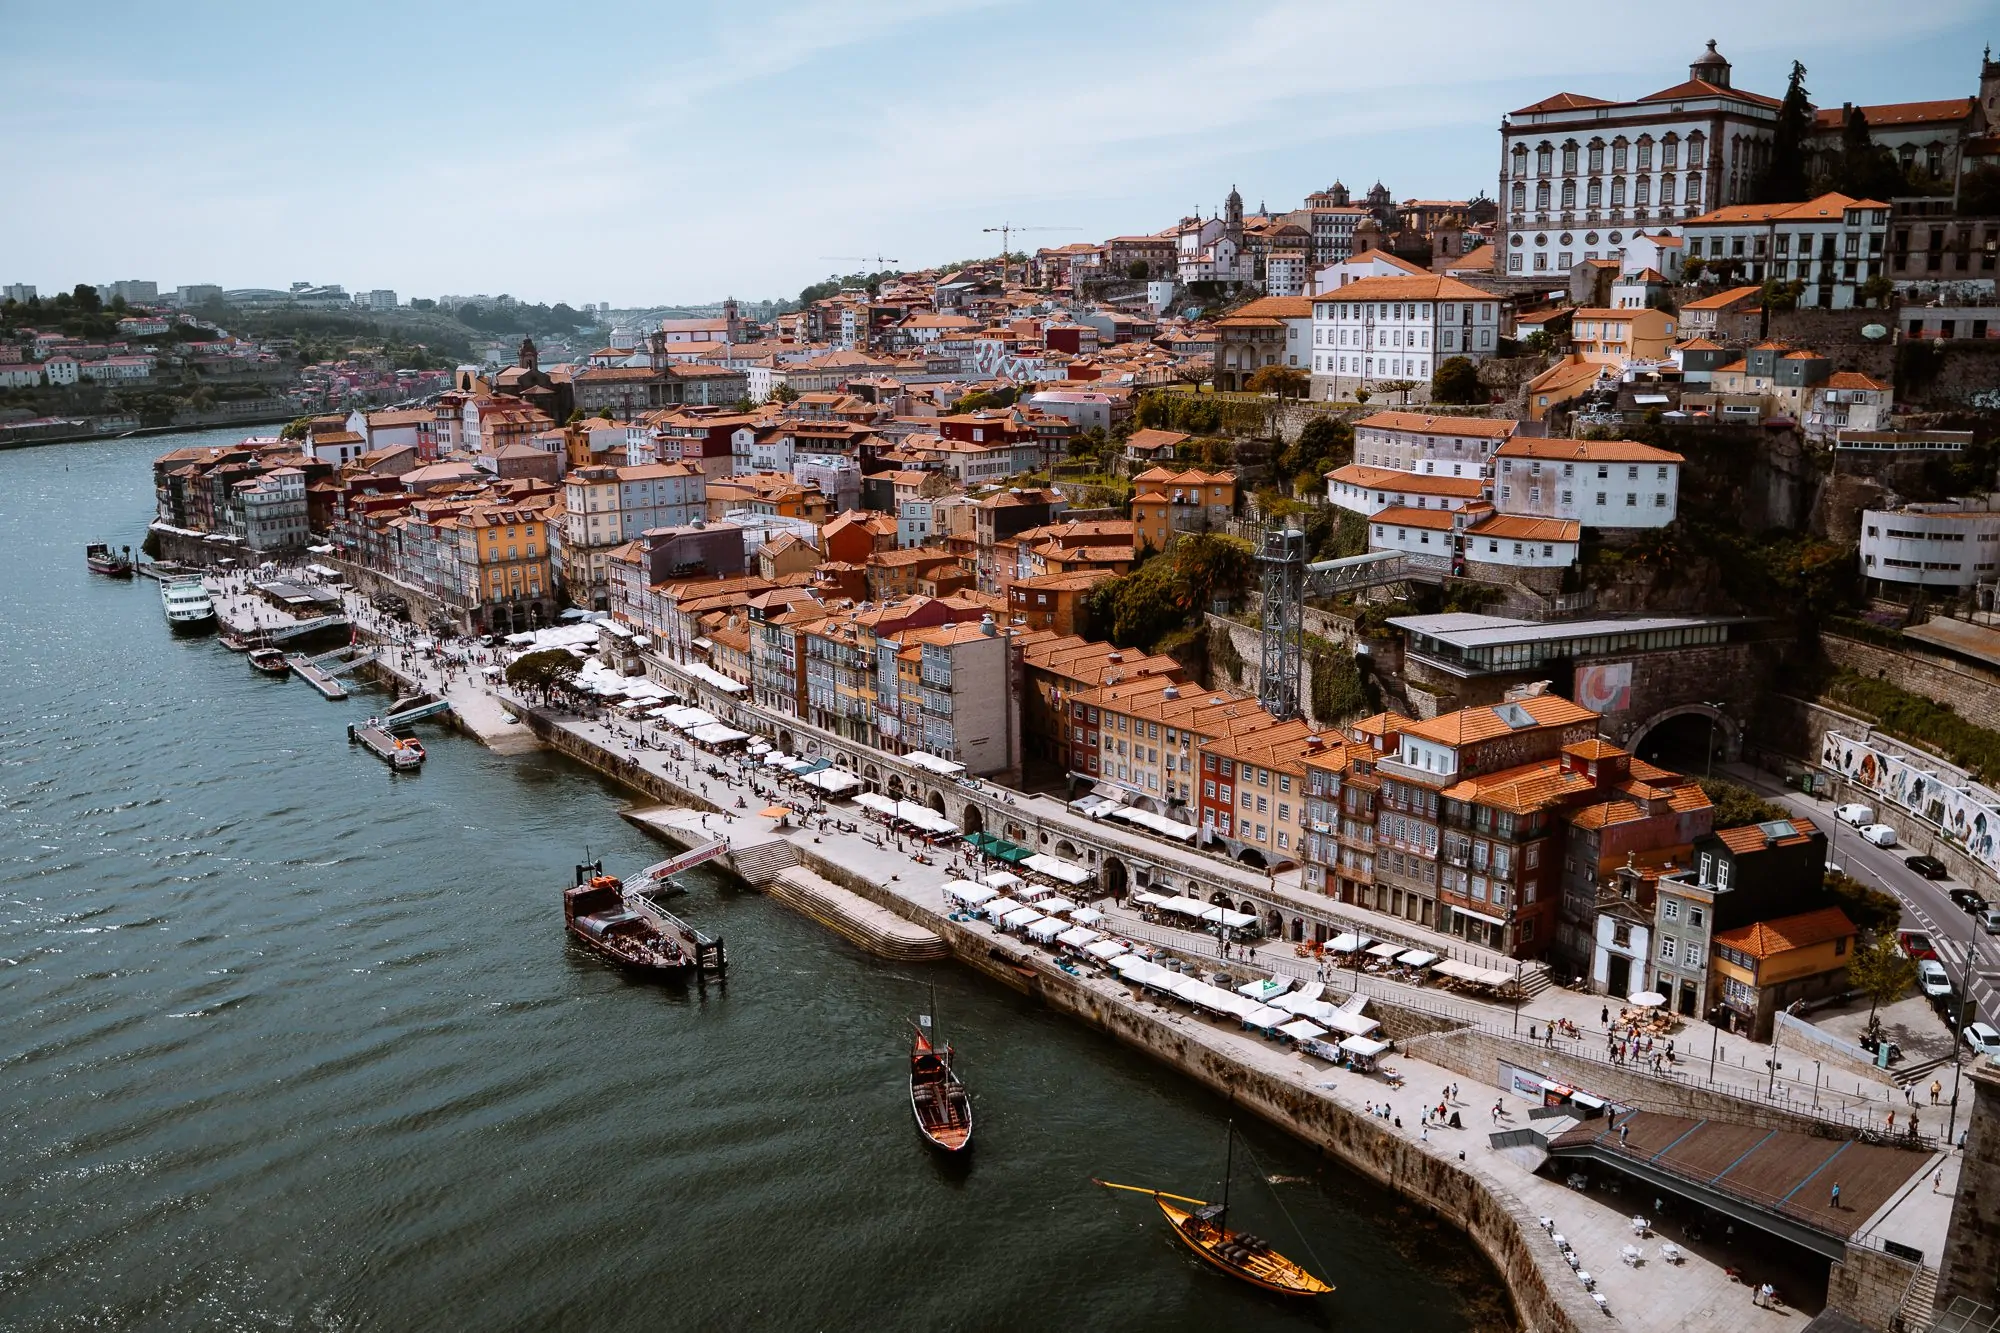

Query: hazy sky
<box><xmin>2</xmin><ymin>1</ymin><xmax>1988</xmax><ymax>307</ymax></box>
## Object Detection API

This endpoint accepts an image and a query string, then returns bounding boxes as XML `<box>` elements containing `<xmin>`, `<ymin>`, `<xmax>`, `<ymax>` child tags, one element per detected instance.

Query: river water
<box><xmin>0</xmin><ymin>431</ymin><xmax>1509</xmax><ymax>1331</ymax></box>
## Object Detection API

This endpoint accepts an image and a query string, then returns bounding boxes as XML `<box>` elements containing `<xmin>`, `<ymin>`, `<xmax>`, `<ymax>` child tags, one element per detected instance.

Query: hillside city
<box><xmin>37</xmin><ymin>37</ymin><xmax>2000</xmax><ymax>1333</ymax></box>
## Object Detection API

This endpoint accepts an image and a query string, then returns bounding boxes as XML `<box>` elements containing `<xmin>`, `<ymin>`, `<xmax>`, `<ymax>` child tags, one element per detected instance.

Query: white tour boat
<box><xmin>160</xmin><ymin>578</ymin><xmax>217</xmax><ymax>633</ymax></box>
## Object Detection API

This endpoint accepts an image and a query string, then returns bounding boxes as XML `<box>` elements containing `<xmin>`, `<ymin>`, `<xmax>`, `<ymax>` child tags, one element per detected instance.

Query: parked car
<box><xmin>1906</xmin><ymin>854</ymin><xmax>1949</xmax><ymax>880</ymax></box>
<box><xmin>1900</xmin><ymin>930</ymin><xmax>1938</xmax><ymax>961</ymax></box>
<box><xmin>1984</xmin><ymin>909</ymin><xmax>2000</xmax><ymax>936</ymax></box>
<box><xmin>1964</xmin><ymin>1021</ymin><xmax>2000</xmax><ymax>1057</ymax></box>
<box><xmin>1918</xmin><ymin>959</ymin><xmax>1953</xmax><ymax>998</ymax></box>
<box><xmin>1835</xmin><ymin>803</ymin><xmax>1876</xmax><ymax>827</ymax></box>
<box><xmin>1952</xmin><ymin>888</ymin><xmax>1991</xmax><ymax>915</ymax></box>
<box><xmin>1859</xmin><ymin>823</ymin><xmax>1899</xmax><ymax>848</ymax></box>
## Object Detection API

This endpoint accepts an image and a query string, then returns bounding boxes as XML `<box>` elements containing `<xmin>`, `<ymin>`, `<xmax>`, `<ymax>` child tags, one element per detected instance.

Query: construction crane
<box><xmin>818</xmin><ymin>255</ymin><xmax>901</xmax><ymax>267</ymax></box>
<box><xmin>981</xmin><ymin>224</ymin><xmax>1079</xmax><ymax>284</ymax></box>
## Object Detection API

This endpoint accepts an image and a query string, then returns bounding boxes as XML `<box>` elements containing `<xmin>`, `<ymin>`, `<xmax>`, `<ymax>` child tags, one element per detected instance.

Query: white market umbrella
<box><xmin>1628</xmin><ymin>991</ymin><xmax>1667</xmax><ymax>1009</ymax></box>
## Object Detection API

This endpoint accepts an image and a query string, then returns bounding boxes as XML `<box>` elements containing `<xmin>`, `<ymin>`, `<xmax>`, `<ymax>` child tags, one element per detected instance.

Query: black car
<box><xmin>1951</xmin><ymin>887</ymin><xmax>1989</xmax><ymax>914</ymax></box>
<box><xmin>1906</xmin><ymin>854</ymin><xmax>1949</xmax><ymax>880</ymax></box>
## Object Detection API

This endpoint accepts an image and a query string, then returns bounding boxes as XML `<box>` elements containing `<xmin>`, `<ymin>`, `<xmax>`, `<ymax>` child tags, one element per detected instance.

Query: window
<box><xmin>1664</xmin><ymin>900</ymin><xmax>1681</xmax><ymax>921</ymax></box>
<box><xmin>1659</xmin><ymin>937</ymin><xmax>1677</xmax><ymax>963</ymax></box>
<box><xmin>1562</xmin><ymin>143</ymin><xmax>1578</xmax><ymax>174</ymax></box>
<box><xmin>1690</xmin><ymin>906</ymin><xmax>1705</xmax><ymax>929</ymax></box>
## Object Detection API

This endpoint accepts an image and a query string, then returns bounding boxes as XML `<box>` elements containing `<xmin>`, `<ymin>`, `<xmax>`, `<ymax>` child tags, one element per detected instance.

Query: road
<box><xmin>1720</xmin><ymin>762</ymin><xmax>1996</xmax><ymax>1033</ymax></box>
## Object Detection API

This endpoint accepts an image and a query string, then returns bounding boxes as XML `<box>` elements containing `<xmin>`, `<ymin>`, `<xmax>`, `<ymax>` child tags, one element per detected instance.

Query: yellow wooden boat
<box><xmin>1096</xmin><ymin>1123</ymin><xmax>1332</xmax><ymax>1298</ymax></box>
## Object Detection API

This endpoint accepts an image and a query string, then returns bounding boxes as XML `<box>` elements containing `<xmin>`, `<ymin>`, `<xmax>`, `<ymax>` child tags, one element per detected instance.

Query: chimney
<box><xmin>1163</xmin><ymin>685</ymin><xmax>1180</xmax><ymax>700</ymax></box>
<box><xmin>980</xmin><ymin>613</ymin><xmax>997</xmax><ymax>636</ymax></box>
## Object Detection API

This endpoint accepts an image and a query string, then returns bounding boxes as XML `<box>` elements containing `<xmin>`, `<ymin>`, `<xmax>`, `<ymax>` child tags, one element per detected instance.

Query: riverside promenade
<box><xmin>260</xmin><ymin>591</ymin><xmax>1945</xmax><ymax>1330</ymax></box>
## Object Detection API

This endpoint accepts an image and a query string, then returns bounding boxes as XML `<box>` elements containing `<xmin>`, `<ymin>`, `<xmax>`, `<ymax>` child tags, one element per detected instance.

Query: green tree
<box><xmin>1378</xmin><ymin>378</ymin><xmax>1420</xmax><ymax>406</ymax></box>
<box><xmin>1759</xmin><ymin>61</ymin><xmax>1814</xmax><ymax>202</ymax></box>
<box><xmin>1962</xmin><ymin>165</ymin><xmax>2000</xmax><ymax>216</ymax></box>
<box><xmin>1760</xmin><ymin>278</ymin><xmax>1806</xmax><ymax>313</ymax></box>
<box><xmin>504</xmin><ymin>648</ymin><xmax>580</xmax><ymax>700</ymax></box>
<box><xmin>1846</xmin><ymin>932</ymin><xmax>1917</xmax><ymax>1024</ymax></box>
<box><xmin>1858</xmin><ymin>274</ymin><xmax>1895</xmax><ymax>308</ymax></box>
<box><xmin>280</xmin><ymin>415</ymin><xmax>314</xmax><ymax>441</ymax></box>
<box><xmin>1127</xmin><ymin>260</ymin><xmax>1150</xmax><ymax>280</ymax></box>
<box><xmin>1681</xmin><ymin>257</ymin><xmax>1707</xmax><ymax>284</ymax></box>
<box><xmin>1431</xmin><ymin>356</ymin><xmax>1482</xmax><ymax>404</ymax></box>
<box><xmin>1246</xmin><ymin>365</ymin><xmax>1310</xmax><ymax>398</ymax></box>
<box><xmin>1352</xmin><ymin>388</ymin><xmax>1370</xmax><ymax>406</ymax></box>
<box><xmin>72</xmin><ymin>283</ymin><xmax>102</xmax><ymax>313</ymax></box>
<box><xmin>1823</xmin><ymin>872</ymin><xmax>1903</xmax><ymax>938</ymax></box>
<box><xmin>1696</xmin><ymin>777</ymin><xmax>1789</xmax><ymax>827</ymax></box>
<box><xmin>770</xmin><ymin>382</ymin><xmax>801</xmax><ymax>405</ymax></box>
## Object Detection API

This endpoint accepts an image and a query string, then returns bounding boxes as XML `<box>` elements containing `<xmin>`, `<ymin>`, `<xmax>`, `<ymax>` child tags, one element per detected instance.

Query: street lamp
<box><xmin>1703</xmin><ymin>700</ymin><xmax>1728</xmax><ymax>780</ymax></box>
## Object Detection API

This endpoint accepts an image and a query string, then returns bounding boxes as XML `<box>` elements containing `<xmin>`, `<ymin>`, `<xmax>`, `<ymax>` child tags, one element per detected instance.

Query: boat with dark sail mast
<box><xmin>1096</xmin><ymin>1122</ymin><xmax>1332</xmax><ymax>1297</ymax></box>
<box><xmin>562</xmin><ymin>859</ymin><xmax>727</xmax><ymax>979</ymax></box>
<box><xmin>909</xmin><ymin>985</ymin><xmax>972</xmax><ymax>1152</ymax></box>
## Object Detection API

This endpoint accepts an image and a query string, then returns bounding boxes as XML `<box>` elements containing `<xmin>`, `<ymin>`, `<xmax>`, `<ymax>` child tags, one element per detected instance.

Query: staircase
<box><xmin>727</xmin><ymin>838</ymin><xmax>799</xmax><ymax>887</ymax></box>
<box><xmin>1515</xmin><ymin>961</ymin><xmax>1554</xmax><ymax>998</ymax></box>
<box><xmin>768</xmin><ymin>868</ymin><xmax>947</xmax><ymax>961</ymax></box>
<box><xmin>1900</xmin><ymin>1264</ymin><xmax>1939</xmax><ymax>1333</ymax></box>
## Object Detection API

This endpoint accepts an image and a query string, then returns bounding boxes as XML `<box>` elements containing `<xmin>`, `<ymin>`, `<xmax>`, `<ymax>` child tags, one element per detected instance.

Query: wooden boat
<box><xmin>562</xmin><ymin>862</ymin><xmax>697</xmax><ymax>978</ymax></box>
<box><xmin>909</xmin><ymin>1012</ymin><xmax>973</xmax><ymax>1152</ymax></box>
<box><xmin>249</xmin><ymin>647</ymin><xmax>290</xmax><ymax>676</ymax></box>
<box><xmin>1096</xmin><ymin>1124</ymin><xmax>1332</xmax><ymax>1297</ymax></box>
<box><xmin>86</xmin><ymin>542</ymin><xmax>135</xmax><ymax>578</ymax></box>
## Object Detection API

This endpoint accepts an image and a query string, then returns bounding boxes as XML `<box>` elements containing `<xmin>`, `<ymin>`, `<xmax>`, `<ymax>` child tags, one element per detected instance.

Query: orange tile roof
<box><xmin>1684</xmin><ymin>193</ymin><xmax>1886</xmax><ymax>228</ymax></box>
<box><xmin>1510</xmin><ymin>91</ymin><xmax>1615</xmax><ymax>115</ymax></box>
<box><xmin>1317</xmin><ymin>274</ymin><xmax>1493</xmax><ymax>303</ymax></box>
<box><xmin>1327</xmin><ymin>463</ymin><xmax>1487</xmax><ymax>496</ymax></box>
<box><xmin>1813</xmin><ymin>98</ymin><xmax>1973</xmax><ymax>129</ymax></box>
<box><xmin>1401</xmin><ymin>693</ymin><xmax>1598</xmax><ymax>747</ymax></box>
<box><xmin>1469</xmin><ymin>513</ymin><xmax>1580</xmax><ymax>543</ymax></box>
<box><xmin>1713</xmin><ymin>907</ymin><xmax>1856</xmax><ymax>960</ymax></box>
<box><xmin>1681</xmin><ymin>285</ymin><xmax>1768</xmax><ymax>311</ymax></box>
<box><xmin>1217</xmin><ymin>296</ymin><xmax>1314</xmax><ymax>321</ymax></box>
<box><xmin>1713</xmin><ymin>816</ymin><xmax>1817</xmax><ymax>855</ymax></box>
<box><xmin>1825</xmin><ymin>371</ymin><xmax>1889</xmax><ymax>391</ymax></box>
<box><xmin>1639</xmin><ymin>78</ymin><xmax>1781</xmax><ymax>108</ymax></box>
<box><xmin>1495</xmin><ymin>437</ymin><xmax>1684</xmax><ymax>464</ymax></box>
<box><xmin>1369</xmin><ymin>504</ymin><xmax>1459</xmax><ymax>531</ymax></box>
<box><xmin>1356</xmin><ymin>412</ymin><xmax>1516</xmax><ymax>439</ymax></box>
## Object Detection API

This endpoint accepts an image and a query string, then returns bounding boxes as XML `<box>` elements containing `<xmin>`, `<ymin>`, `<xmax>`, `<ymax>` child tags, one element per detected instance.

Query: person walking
<box><xmin>1601</xmin><ymin>1005</ymin><xmax>1609</xmax><ymax>1027</ymax></box>
<box><xmin>1932</xmin><ymin>1079</ymin><xmax>1943</xmax><ymax>1106</ymax></box>
<box><xmin>1831</xmin><ymin>1181</ymin><xmax>1842</xmax><ymax>1209</ymax></box>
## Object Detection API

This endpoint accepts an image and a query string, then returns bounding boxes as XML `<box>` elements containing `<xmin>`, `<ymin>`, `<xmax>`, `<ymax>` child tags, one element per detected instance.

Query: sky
<box><xmin>1</xmin><ymin>0</ymin><xmax>1990</xmax><ymax>308</ymax></box>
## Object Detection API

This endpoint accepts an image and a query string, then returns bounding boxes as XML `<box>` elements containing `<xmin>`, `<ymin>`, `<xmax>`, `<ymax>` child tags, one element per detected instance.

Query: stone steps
<box><xmin>1901</xmin><ymin>1263</ymin><xmax>1938</xmax><ymax>1332</ymax></box>
<box><xmin>728</xmin><ymin>839</ymin><xmax>799</xmax><ymax>886</ymax></box>
<box><xmin>768</xmin><ymin>868</ymin><xmax>947</xmax><ymax>962</ymax></box>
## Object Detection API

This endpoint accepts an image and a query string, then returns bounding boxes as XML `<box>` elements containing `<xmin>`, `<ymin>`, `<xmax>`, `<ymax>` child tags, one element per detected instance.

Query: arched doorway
<box><xmin>1055</xmin><ymin>839</ymin><xmax>1079</xmax><ymax>859</ymax></box>
<box><xmin>779</xmin><ymin>729</ymin><xmax>796</xmax><ymax>753</ymax></box>
<box><xmin>1237</xmin><ymin>900</ymin><xmax>1256</xmax><ymax>917</ymax></box>
<box><xmin>1102</xmin><ymin>856</ymin><xmax>1128</xmax><ymax>899</ymax></box>
<box><xmin>1291</xmin><ymin>917</ymin><xmax>1305</xmax><ymax>942</ymax></box>
<box><xmin>962</xmin><ymin>804</ymin><xmax>984</xmax><ymax>837</ymax></box>
<box><xmin>1237</xmin><ymin>847</ymin><xmax>1268</xmax><ymax>870</ymax></box>
<box><xmin>1208</xmin><ymin>889</ymin><xmax>1231</xmax><ymax>906</ymax></box>
<box><xmin>928</xmin><ymin>791</ymin><xmax>946</xmax><ymax>817</ymax></box>
<box><xmin>887</xmin><ymin>775</ymin><xmax>905</xmax><ymax>799</ymax></box>
<box><xmin>1266</xmin><ymin>909</ymin><xmax>1283</xmax><ymax>936</ymax></box>
<box><xmin>864</xmin><ymin>763</ymin><xmax>879</xmax><ymax>786</ymax></box>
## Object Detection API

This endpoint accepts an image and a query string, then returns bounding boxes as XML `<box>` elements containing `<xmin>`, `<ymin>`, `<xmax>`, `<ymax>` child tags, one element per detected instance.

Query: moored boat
<box><xmin>249</xmin><ymin>647</ymin><xmax>290</xmax><ymax>676</ymax></box>
<box><xmin>909</xmin><ymin>1004</ymin><xmax>973</xmax><ymax>1152</ymax></box>
<box><xmin>160</xmin><ymin>578</ymin><xmax>216</xmax><ymax>633</ymax></box>
<box><xmin>1096</xmin><ymin>1123</ymin><xmax>1332</xmax><ymax>1297</ymax></box>
<box><xmin>86</xmin><ymin>543</ymin><xmax>135</xmax><ymax>578</ymax></box>
<box><xmin>563</xmin><ymin>862</ymin><xmax>698</xmax><ymax>978</ymax></box>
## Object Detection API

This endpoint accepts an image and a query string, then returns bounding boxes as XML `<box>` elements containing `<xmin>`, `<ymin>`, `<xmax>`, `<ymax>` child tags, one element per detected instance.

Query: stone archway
<box><xmin>1237</xmin><ymin>900</ymin><xmax>1256</xmax><ymax>917</ymax></box>
<box><xmin>1290</xmin><ymin>917</ymin><xmax>1305</xmax><ymax>942</ymax></box>
<box><xmin>1055</xmin><ymin>839</ymin><xmax>1079</xmax><ymax>859</ymax></box>
<box><xmin>1208</xmin><ymin>889</ymin><xmax>1232</xmax><ymax>906</ymax></box>
<box><xmin>962</xmin><ymin>804</ymin><xmax>984</xmax><ymax>837</ymax></box>
<box><xmin>864</xmin><ymin>763</ymin><xmax>879</xmax><ymax>786</ymax></box>
<box><xmin>1237</xmin><ymin>847</ymin><xmax>1268</xmax><ymax>870</ymax></box>
<box><xmin>779</xmin><ymin>729</ymin><xmax>796</xmax><ymax>753</ymax></box>
<box><xmin>887</xmin><ymin>775</ymin><xmax>905</xmax><ymax>799</ymax></box>
<box><xmin>1266</xmin><ymin>909</ymin><xmax>1283</xmax><ymax>936</ymax></box>
<box><xmin>1626</xmin><ymin>703</ymin><xmax>1741</xmax><ymax>770</ymax></box>
<box><xmin>928</xmin><ymin>791</ymin><xmax>946</xmax><ymax>817</ymax></box>
<box><xmin>1102</xmin><ymin>856</ymin><xmax>1128</xmax><ymax>898</ymax></box>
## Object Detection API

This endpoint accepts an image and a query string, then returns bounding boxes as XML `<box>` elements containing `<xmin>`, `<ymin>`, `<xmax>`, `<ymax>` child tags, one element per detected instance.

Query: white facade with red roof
<box><xmin>1498</xmin><ymin>41</ymin><xmax>1780</xmax><ymax>279</ymax></box>
<box><xmin>1307</xmin><ymin>275</ymin><xmax>1500</xmax><ymax>399</ymax></box>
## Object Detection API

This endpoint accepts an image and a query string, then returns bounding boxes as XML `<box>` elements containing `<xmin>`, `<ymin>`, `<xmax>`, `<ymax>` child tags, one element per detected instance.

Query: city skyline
<box><xmin>1</xmin><ymin>0</ymin><xmax>1989</xmax><ymax>306</ymax></box>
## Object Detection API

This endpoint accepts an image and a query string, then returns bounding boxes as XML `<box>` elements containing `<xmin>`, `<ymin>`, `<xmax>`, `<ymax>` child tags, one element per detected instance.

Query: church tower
<box><xmin>1224</xmin><ymin>185</ymin><xmax>1244</xmax><ymax>243</ymax></box>
<box><xmin>518</xmin><ymin>336</ymin><xmax>538</xmax><ymax>373</ymax></box>
<box><xmin>1690</xmin><ymin>39</ymin><xmax>1731</xmax><ymax>88</ymax></box>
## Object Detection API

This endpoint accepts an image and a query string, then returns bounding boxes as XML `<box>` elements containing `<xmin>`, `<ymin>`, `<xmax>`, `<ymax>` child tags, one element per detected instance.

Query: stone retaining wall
<box><xmin>1825</xmin><ymin>1244</ymin><xmax>1923</xmax><ymax>1333</ymax></box>
<box><xmin>1820</xmin><ymin>632</ymin><xmax>2000</xmax><ymax>733</ymax></box>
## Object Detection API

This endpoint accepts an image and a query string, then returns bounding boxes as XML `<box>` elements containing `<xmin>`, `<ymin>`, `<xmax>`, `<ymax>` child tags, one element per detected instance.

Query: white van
<box><xmin>1835</xmin><ymin>803</ymin><xmax>1875</xmax><ymax>827</ymax></box>
<box><xmin>1964</xmin><ymin>1022</ymin><xmax>2000</xmax><ymax>1057</ymax></box>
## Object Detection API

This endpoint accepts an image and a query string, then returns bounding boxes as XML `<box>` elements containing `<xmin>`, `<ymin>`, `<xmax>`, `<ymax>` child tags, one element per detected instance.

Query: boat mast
<box><xmin>1221</xmin><ymin>1120</ymin><xmax>1234</xmax><ymax>1217</ymax></box>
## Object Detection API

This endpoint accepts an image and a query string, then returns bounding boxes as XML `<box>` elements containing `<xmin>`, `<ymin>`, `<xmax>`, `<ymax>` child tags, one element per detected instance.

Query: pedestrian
<box><xmin>1935</xmin><ymin>1169</ymin><xmax>1945</xmax><ymax>1194</ymax></box>
<box><xmin>1831</xmin><ymin>1181</ymin><xmax>1842</xmax><ymax>1209</ymax></box>
<box><xmin>1618</xmin><ymin>1122</ymin><xmax>1629</xmax><ymax>1147</ymax></box>
<box><xmin>1932</xmin><ymin>1079</ymin><xmax>1943</xmax><ymax>1105</ymax></box>
<box><xmin>1601</xmin><ymin>1005</ymin><xmax>1609</xmax><ymax>1027</ymax></box>
<box><xmin>1492</xmin><ymin>1102</ymin><xmax>1502</xmax><ymax>1123</ymax></box>
<box><xmin>1888</xmin><ymin>1110</ymin><xmax>1896</xmax><ymax>1131</ymax></box>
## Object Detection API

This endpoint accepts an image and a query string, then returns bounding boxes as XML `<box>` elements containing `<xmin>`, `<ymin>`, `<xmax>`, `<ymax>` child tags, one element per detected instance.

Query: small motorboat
<box><xmin>249</xmin><ymin>647</ymin><xmax>290</xmax><ymax>676</ymax></box>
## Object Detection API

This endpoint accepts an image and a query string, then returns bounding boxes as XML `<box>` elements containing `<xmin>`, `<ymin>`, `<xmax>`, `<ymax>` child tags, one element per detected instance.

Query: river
<box><xmin>0</xmin><ymin>430</ymin><xmax>1510</xmax><ymax>1330</ymax></box>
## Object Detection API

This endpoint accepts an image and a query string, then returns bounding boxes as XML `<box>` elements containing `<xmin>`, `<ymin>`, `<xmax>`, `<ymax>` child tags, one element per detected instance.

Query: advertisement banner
<box><xmin>1574</xmin><ymin>662</ymin><xmax>1633</xmax><ymax>716</ymax></box>
<box><xmin>1824</xmin><ymin>731</ymin><xmax>2000</xmax><ymax>874</ymax></box>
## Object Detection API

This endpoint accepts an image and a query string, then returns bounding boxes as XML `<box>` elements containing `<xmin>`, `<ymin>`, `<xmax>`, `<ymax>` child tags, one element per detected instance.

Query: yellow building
<box><xmin>1570</xmin><ymin>307</ymin><xmax>1678</xmax><ymax>365</ymax></box>
<box><xmin>460</xmin><ymin>503</ymin><xmax>554</xmax><ymax>633</ymax></box>
<box><xmin>1711</xmin><ymin>906</ymin><xmax>1856</xmax><ymax>1040</ymax></box>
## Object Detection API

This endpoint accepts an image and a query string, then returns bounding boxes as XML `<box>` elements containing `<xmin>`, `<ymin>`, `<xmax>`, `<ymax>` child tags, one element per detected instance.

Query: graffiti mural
<box><xmin>1824</xmin><ymin>730</ymin><xmax>2000</xmax><ymax>874</ymax></box>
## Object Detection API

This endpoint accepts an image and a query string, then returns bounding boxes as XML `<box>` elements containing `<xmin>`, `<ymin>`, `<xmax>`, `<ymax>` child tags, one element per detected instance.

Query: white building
<box><xmin>3</xmin><ymin>283</ymin><xmax>35</xmax><ymax>303</ymax></box>
<box><xmin>1310</xmin><ymin>249</ymin><xmax>1428</xmax><ymax>294</ymax></box>
<box><xmin>237</xmin><ymin>467</ymin><xmax>309</xmax><ymax>554</ymax></box>
<box><xmin>898</xmin><ymin>497</ymin><xmax>936</xmax><ymax>548</ymax></box>
<box><xmin>1350</xmin><ymin>411</ymin><xmax>1518</xmax><ymax>480</ymax></box>
<box><xmin>0</xmin><ymin>364</ymin><xmax>43</xmax><ymax>388</ymax></box>
<box><xmin>42</xmin><ymin>355</ymin><xmax>79</xmax><ymax>385</ymax></box>
<box><xmin>1491</xmin><ymin>437</ymin><xmax>1682</xmax><ymax>530</ymax></box>
<box><xmin>1860</xmin><ymin>504</ymin><xmax>2000</xmax><ymax>592</ymax></box>
<box><xmin>1366</xmin><ymin>504</ymin><xmax>1580</xmax><ymax>574</ymax></box>
<box><xmin>1326</xmin><ymin>464</ymin><xmax>1487</xmax><ymax>517</ymax></box>
<box><xmin>1308</xmin><ymin>275</ymin><xmax>1500</xmax><ymax>400</ymax></box>
<box><xmin>1498</xmin><ymin>41</ymin><xmax>1780</xmax><ymax>276</ymax></box>
<box><xmin>362</xmin><ymin>289</ymin><xmax>398</xmax><ymax>311</ymax></box>
<box><xmin>1804</xmin><ymin>372</ymin><xmax>1893</xmax><ymax>445</ymax></box>
<box><xmin>1264</xmin><ymin>251</ymin><xmax>1309</xmax><ymax>298</ymax></box>
<box><xmin>79</xmin><ymin>355</ymin><xmax>156</xmax><ymax>382</ymax></box>
<box><xmin>1678</xmin><ymin>192</ymin><xmax>1889</xmax><ymax>309</ymax></box>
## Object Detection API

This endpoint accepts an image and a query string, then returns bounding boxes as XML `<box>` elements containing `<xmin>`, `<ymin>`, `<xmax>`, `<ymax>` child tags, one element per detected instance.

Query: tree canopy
<box><xmin>1245</xmin><ymin>365</ymin><xmax>1310</xmax><ymax>398</ymax></box>
<box><xmin>1759</xmin><ymin>61</ymin><xmax>1814</xmax><ymax>203</ymax></box>
<box><xmin>1846</xmin><ymin>932</ymin><xmax>1917</xmax><ymax>1022</ymax></box>
<box><xmin>1431</xmin><ymin>356</ymin><xmax>1483</xmax><ymax>405</ymax></box>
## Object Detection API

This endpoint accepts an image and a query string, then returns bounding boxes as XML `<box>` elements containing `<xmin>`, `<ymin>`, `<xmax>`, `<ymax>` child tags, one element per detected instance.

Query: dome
<box><xmin>1689</xmin><ymin>39</ymin><xmax>1731</xmax><ymax>87</ymax></box>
